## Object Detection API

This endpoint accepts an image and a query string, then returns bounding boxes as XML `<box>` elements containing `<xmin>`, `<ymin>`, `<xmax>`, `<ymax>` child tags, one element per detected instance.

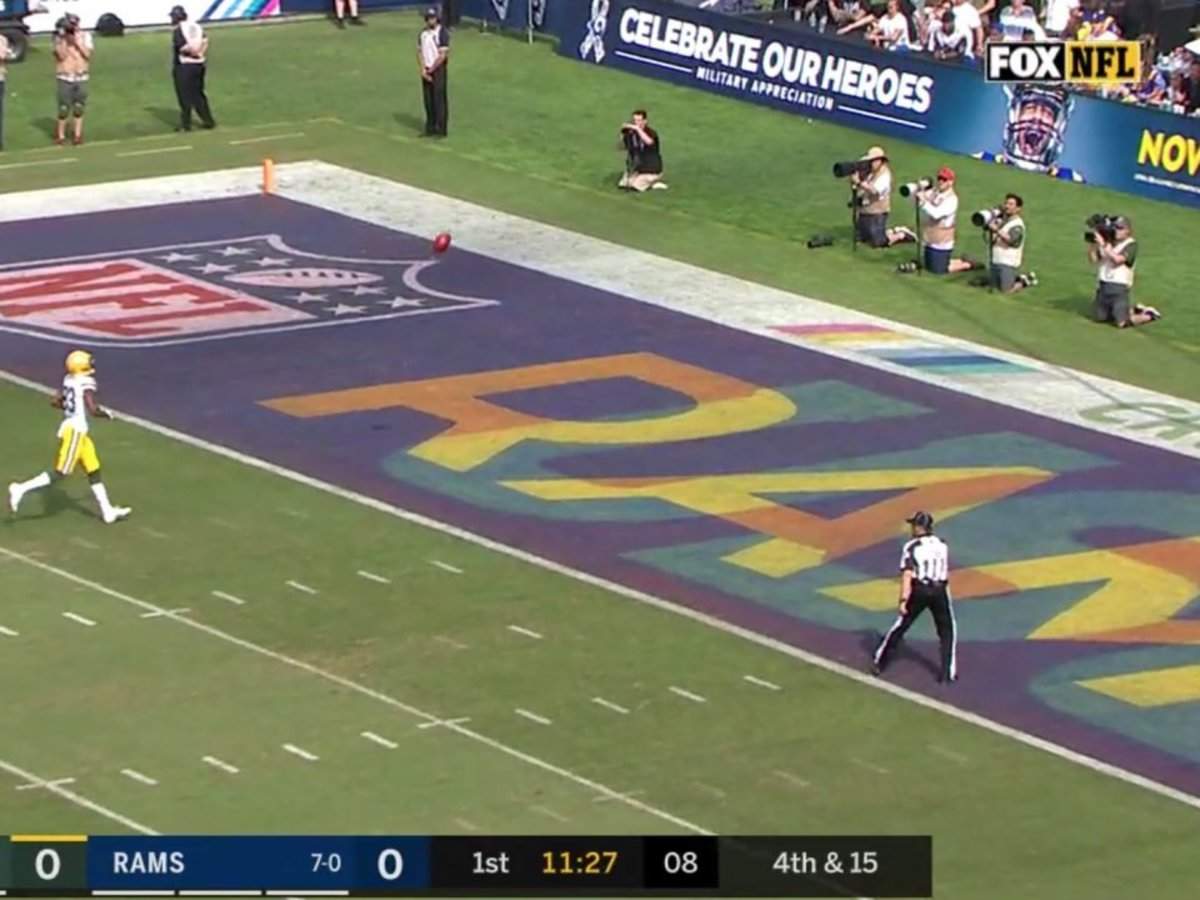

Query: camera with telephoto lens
<box><xmin>899</xmin><ymin>177</ymin><xmax>934</xmax><ymax>198</ymax></box>
<box><xmin>831</xmin><ymin>159</ymin><xmax>874</xmax><ymax>179</ymax></box>
<box><xmin>56</xmin><ymin>14</ymin><xmax>79</xmax><ymax>36</ymax></box>
<box><xmin>972</xmin><ymin>207</ymin><xmax>1003</xmax><ymax>228</ymax></box>
<box><xmin>1083</xmin><ymin>214</ymin><xmax>1120</xmax><ymax>244</ymax></box>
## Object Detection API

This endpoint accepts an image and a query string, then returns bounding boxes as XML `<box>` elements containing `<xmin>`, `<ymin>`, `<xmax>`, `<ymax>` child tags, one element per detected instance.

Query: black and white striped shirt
<box><xmin>900</xmin><ymin>535</ymin><xmax>949</xmax><ymax>584</ymax></box>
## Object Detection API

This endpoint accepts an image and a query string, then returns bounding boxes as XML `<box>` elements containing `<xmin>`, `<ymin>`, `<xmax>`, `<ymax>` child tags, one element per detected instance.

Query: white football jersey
<box><xmin>60</xmin><ymin>372</ymin><xmax>97</xmax><ymax>435</ymax></box>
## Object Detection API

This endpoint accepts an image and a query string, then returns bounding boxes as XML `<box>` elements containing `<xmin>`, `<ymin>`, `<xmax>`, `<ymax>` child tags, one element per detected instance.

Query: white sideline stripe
<box><xmin>0</xmin><ymin>758</ymin><xmax>156</xmax><ymax>835</ymax></box>
<box><xmin>361</xmin><ymin>731</ymin><xmax>399</xmax><ymax>749</ymax></box>
<box><xmin>0</xmin><ymin>626</ymin><xmax>18</xmax><ymax>637</ymax></box>
<box><xmin>229</xmin><ymin>132</ymin><xmax>306</xmax><ymax>146</ymax></box>
<box><xmin>116</xmin><ymin>146</ymin><xmax>193</xmax><ymax>158</ymax></box>
<box><xmin>515</xmin><ymin>708</ymin><xmax>552</xmax><ymax>726</ymax></box>
<box><xmin>212</xmin><ymin>590</ymin><xmax>247</xmax><ymax>605</ymax></box>
<box><xmin>744</xmin><ymin>674</ymin><xmax>782</xmax><ymax>691</ymax></box>
<box><xmin>429</xmin><ymin>559</ymin><xmax>463</xmax><ymax>574</ymax></box>
<box><xmin>591</xmin><ymin>696</ymin><xmax>630</xmax><ymax>715</ymax></box>
<box><xmin>282</xmin><ymin>743</ymin><xmax>319</xmax><ymax>762</ymax></box>
<box><xmin>140</xmin><ymin>607</ymin><xmax>190</xmax><ymax>619</ymax></box>
<box><xmin>507</xmin><ymin>624</ymin><xmax>543</xmax><ymax>640</ymax></box>
<box><xmin>15</xmin><ymin>776</ymin><xmax>75</xmax><ymax>791</ymax></box>
<box><xmin>669</xmin><ymin>685</ymin><xmax>707</xmax><ymax>703</ymax></box>
<box><xmin>121</xmin><ymin>768</ymin><xmax>159</xmax><ymax>786</ymax></box>
<box><xmin>417</xmin><ymin>717</ymin><xmax>471</xmax><ymax>730</ymax></box>
<box><xmin>530</xmin><ymin>804</ymin><xmax>569</xmax><ymax>823</ymax></box>
<box><xmin>357</xmin><ymin>569</ymin><xmax>391</xmax><ymax>584</ymax></box>
<box><xmin>202</xmin><ymin>755</ymin><xmax>240</xmax><ymax>774</ymax></box>
<box><xmin>62</xmin><ymin>611</ymin><xmax>96</xmax><ymax>627</ymax></box>
<box><xmin>285</xmin><ymin>579</ymin><xmax>318</xmax><ymax>595</ymax></box>
<box><xmin>4</xmin><ymin>351</ymin><xmax>1197</xmax><ymax>814</ymax></box>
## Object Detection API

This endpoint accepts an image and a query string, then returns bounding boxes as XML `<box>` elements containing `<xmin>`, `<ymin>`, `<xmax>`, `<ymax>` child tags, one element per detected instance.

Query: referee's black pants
<box><xmin>873</xmin><ymin>583</ymin><xmax>957</xmax><ymax>681</ymax></box>
<box><xmin>422</xmin><ymin>65</ymin><xmax>448</xmax><ymax>136</ymax></box>
<box><xmin>174</xmin><ymin>63</ymin><xmax>215</xmax><ymax>131</ymax></box>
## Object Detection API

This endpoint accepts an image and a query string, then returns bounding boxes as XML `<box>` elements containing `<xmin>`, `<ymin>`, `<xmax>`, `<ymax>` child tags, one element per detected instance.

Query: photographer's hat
<box><xmin>937</xmin><ymin>166</ymin><xmax>956</xmax><ymax>182</ymax></box>
<box><xmin>906</xmin><ymin>511</ymin><xmax>935</xmax><ymax>529</ymax></box>
<box><xmin>861</xmin><ymin>146</ymin><xmax>887</xmax><ymax>162</ymax></box>
<box><xmin>1114</xmin><ymin>215</ymin><xmax>1132</xmax><ymax>229</ymax></box>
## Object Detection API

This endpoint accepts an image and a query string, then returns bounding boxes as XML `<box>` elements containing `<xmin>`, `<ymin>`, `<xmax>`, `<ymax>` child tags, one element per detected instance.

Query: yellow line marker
<box><xmin>11</xmin><ymin>834</ymin><xmax>87</xmax><ymax>842</ymax></box>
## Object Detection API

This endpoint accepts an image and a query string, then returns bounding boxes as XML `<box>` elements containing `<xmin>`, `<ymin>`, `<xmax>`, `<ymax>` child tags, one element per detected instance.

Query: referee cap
<box><xmin>424</xmin><ymin>6</ymin><xmax>441</xmax><ymax>18</ymax></box>
<box><xmin>906</xmin><ymin>511</ymin><xmax>935</xmax><ymax>529</ymax></box>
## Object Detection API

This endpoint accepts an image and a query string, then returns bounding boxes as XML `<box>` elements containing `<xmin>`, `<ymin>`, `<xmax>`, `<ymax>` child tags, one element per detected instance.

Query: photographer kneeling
<box><xmin>847</xmin><ymin>146</ymin><xmax>909</xmax><ymax>248</ymax></box>
<box><xmin>978</xmin><ymin>194</ymin><xmax>1037</xmax><ymax>293</ymax></box>
<box><xmin>1087</xmin><ymin>216</ymin><xmax>1160</xmax><ymax>328</ymax></box>
<box><xmin>898</xmin><ymin>167</ymin><xmax>980</xmax><ymax>275</ymax></box>
<box><xmin>618</xmin><ymin>110</ymin><xmax>667</xmax><ymax>193</ymax></box>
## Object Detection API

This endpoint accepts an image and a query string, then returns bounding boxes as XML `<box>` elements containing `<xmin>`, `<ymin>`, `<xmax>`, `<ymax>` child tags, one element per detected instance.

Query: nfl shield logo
<box><xmin>0</xmin><ymin>235</ymin><xmax>497</xmax><ymax>347</ymax></box>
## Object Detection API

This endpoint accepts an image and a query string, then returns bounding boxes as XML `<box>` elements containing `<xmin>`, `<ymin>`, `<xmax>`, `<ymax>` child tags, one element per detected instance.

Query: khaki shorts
<box><xmin>57</xmin><ymin>79</ymin><xmax>89</xmax><ymax>117</ymax></box>
<box><xmin>618</xmin><ymin>171</ymin><xmax>663</xmax><ymax>192</ymax></box>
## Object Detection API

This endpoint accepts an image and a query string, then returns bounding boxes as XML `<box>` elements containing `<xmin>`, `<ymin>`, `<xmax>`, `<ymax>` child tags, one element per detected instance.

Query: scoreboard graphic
<box><xmin>0</xmin><ymin>835</ymin><xmax>932</xmax><ymax>897</ymax></box>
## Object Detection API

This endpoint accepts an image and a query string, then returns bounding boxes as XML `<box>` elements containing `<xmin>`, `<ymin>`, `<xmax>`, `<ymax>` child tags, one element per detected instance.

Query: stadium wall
<box><xmin>553</xmin><ymin>0</ymin><xmax>1200</xmax><ymax>209</ymax></box>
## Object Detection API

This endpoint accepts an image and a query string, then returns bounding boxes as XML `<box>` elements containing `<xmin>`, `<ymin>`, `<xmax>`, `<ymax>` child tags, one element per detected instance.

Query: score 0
<box><xmin>355</xmin><ymin>838</ymin><xmax>431</xmax><ymax>892</ymax></box>
<box><xmin>11</xmin><ymin>836</ymin><xmax>88</xmax><ymax>895</ymax></box>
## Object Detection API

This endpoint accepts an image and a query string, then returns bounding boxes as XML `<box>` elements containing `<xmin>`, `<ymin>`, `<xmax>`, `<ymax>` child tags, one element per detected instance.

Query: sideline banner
<box><xmin>24</xmin><ymin>0</ymin><xmax>280</xmax><ymax>33</ymax></box>
<box><xmin>558</xmin><ymin>0</ymin><xmax>1200</xmax><ymax>208</ymax></box>
<box><xmin>460</xmin><ymin>0</ymin><xmax>549</xmax><ymax>32</ymax></box>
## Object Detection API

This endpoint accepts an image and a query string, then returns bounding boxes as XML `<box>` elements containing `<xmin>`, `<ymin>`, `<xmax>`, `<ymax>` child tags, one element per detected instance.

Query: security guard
<box><xmin>871</xmin><ymin>512</ymin><xmax>957</xmax><ymax>683</ymax></box>
<box><xmin>171</xmin><ymin>5</ymin><xmax>216</xmax><ymax>132</ymax></box>
<box><xmin>417</xmin><ymin>7</ymin><xmax>450</xmax><ymax>137</ymax></box>
<box><xmin>0</xmin><ymin>31</ymin><xmax>11</xmax><ymax>151</ymax></box>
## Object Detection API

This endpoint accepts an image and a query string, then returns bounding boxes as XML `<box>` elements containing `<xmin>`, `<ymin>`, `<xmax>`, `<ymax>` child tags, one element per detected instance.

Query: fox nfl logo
<box><xmin>985</xmin><ymin>41</ymin><xmax>1141</xmax><ymax>85</ymax></box>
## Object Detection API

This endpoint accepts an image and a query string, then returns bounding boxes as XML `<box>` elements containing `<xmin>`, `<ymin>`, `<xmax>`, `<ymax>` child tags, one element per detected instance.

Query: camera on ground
<box><xmin>1084</xmin><ymin>213</ymin><xmax>1120</xmax><ymax>244</ymax></box>
<box><xmin>899</xmin><ymin>177</ymin><xmax>934</xmax><ymax>198</ymax></box>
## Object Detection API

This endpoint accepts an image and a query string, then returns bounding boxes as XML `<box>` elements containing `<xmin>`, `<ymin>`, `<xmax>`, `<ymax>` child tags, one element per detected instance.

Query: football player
<box><xmin>8</xmin><ymin>350</ymin><xmax>132</xmax><ymax>524</ymax></box>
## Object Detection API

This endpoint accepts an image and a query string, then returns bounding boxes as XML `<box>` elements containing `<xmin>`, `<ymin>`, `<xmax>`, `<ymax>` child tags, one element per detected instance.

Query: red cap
<box><xmin>938</xmin><ymin>166</ymin><xmax>956</xmax><ymax>182</ymax></box>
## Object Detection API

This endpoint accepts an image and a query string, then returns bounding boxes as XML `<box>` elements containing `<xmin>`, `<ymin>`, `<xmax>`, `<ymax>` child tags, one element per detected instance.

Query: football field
<box><xmin>0</xmin><ymin>162</ymin><xmax>1198</xmax><ymax>899</ymax></box>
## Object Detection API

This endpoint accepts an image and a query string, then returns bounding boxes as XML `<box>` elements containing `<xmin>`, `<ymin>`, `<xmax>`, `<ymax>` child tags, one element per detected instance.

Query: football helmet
<box><xmin>65</xmin><ymin>350</ymin><xmax>95</xmax><ymax>375</ymax></box>
<box><xmin>1001</xmin><ymin>85</ymin><xmax>1075</xmax><ymax>172</ymax></box>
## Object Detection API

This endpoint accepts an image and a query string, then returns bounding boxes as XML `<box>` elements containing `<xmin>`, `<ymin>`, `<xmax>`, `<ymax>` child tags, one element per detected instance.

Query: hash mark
<box><xmin>850</xmin><ymin>757</ymin><xmax>890</xmax><ymax>775</ymax></box>
<box><xmin>669</xmin><ymin>685</ymin><xmax>707</xmax><ymax>703</ymax></box>
<box><xmin>62</xmin><ymin>612</ymin><xmax>97</xmax><ymax>627</ymax></box>
<box><xmin>0</xmin><ymin>626</ymin><xmax>18</xmax><ymax>637</ymax></box>
<box><xmin>285</xmin><ymin>580</ymin><xmax>318</xmax><ymax>595</ymax></box>
<box><xmin>429</xmin><ymin>559</ymin><xmax>463</xmax><ymax>574</ymax></box>
<box><xmin>591</xmin><ymin>697</ymin><xmax>630</xmax><ymax>715</ymax></box>
<box><xmin>515</xmin><ymin>708</ymin><xmax>552</xmax><ymax>726</ymax></box>
<box><xmin>202</xmin><ymin>756</ymin><xmax>240</xmax><ymax>775</ymax></box>
<box><xmin>361</xmin><ymin>731</ymin><xmax>399</xmax><ymax>749</ymax></box>
<box><xmin>121</xmin><ymin>768</ymin><xmax>158</xmax><ymax>786</ymax></box>
<box><xmin>453</xmin><ymin>818</ymin><xmax>480</xmax><ymax>832</ymax></box>
<box><xmin>772</xmin><ymin>769</ymin><xmax>811</xmax><ymax>789</ymax></box>
<box><xmin>432</xmin><ymin>634</ymin><xmax>469</xmax><ymax>650</ymax></box>
<box><xmin>929</xmin><ymin>744</ymin><xmax>970</xmax><ymax>765</ymax></box>
<box><xmin>282</xmin><ymin>743</ymin><xmax>319</xmax><ymax>762</ymax></box>
<box><xmin>744</xmin><ymin>675</ymin><xmax>782</xmax><ymax>691</ymax></box>
<box><xmin>357</xmin><ymin>570</ymin><xmax>391</xmax><ymax>584</ymax></box>
<box><xmin>212</xmin><ymin>590</ymin><xmax>246</xmax><ymax>606</ymax></box>
<box><xmin>507</xmin><ymin>624</ymin><xmax>543</xmax><ymax>640</ymax></box>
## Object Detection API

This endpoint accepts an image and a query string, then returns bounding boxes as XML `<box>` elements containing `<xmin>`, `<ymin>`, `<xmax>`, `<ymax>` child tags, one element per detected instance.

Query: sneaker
<box><xmin>870</xmin><ymin>662</ymin><xmax>883</xmax><ymax>677</ymax></box>
<box><xmin>73</xmin><ymin>136</ymin><xmax>84</xmax><ymax>146</ymax></box>
<box><xmin>103</xmin><ymin>506</ymin><xmax>132</xmax><ymax>524</ymax></box>
<box><xmin>651</xmin><ymin>181</ymin><xmax>669</xmax><ymax>190</ymax></box>
<box><xmin>1136</xmin><ymin>304</ymin><xmax>1161</xmax><ymax>321</ymax></box>
<box><xmin>897</xmin><ymin>260</ymin><xmax>919</xmax><ymax>274</ymax></box>
<box><xmin>891</xmin><ymin>226</ymin><xmax>917</xmax><ymax>243</ymax></box>
<box><xmin>7</xmin><ymin>483</ymin><xmax>20</xmax><ymax>515</ymax></box>
<box><xmin>1022</xmin><ymin>271</ymin><xmax>1039</xmax><ymax>287</ymax></box>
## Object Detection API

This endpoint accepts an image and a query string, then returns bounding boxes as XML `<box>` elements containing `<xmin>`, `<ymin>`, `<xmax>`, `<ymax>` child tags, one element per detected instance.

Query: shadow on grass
<box><xmin>144</xmin><ymin>106</ymin><xmax>179</xmax><ymax>129</ymax></box>
<box><xmin>392</xmin><ymin>111</ymin><xmax>427</xmax><ymax>134</ymax></box>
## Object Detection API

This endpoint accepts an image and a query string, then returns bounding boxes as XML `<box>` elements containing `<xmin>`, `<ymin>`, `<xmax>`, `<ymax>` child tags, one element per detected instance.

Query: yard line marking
<box><xmin>140</xmin><ymin>607</ymin><xmax>191</xmax><ymax>619</ymax></box>
<box><xmin>70</xmin><ymin>536</ymin><xmax>100</xmax><ymax>550</ymax></box>
<box><xmin>0</xmin><ymin>626</ymin><xmax>18</xmax><ymax>637</ymax></box>
<box><xmin>282</xmin><ymin>743</ymin><xmax>319</xmax><ymax>762</ymax></box>
<box><xmin>929</xmin><ymin>744</ymin><xmax>970</xmax><ymax>765</ymax></box>
<box><xmin>15</xmin><ymin>777</ymin><xmax>75</xmax><ymax>791</ymax></box>
<box><xmin>432</xmin><ymin>634</ymin><xmax>469</xmax><ymax>650</ymax></box>
<box><xmin>692</xmin><ymin>781</ymin><xmax>727</xmax><ymax>799</ymax></box>
<box><xmin>116</xmin><ymin>146</ymin><xmax>193</xmax><ymax>158</ymax></box>
<box><xmin>515</xmin><ymin>708</ymin><xmax>552</xmax><ymax>726</ymax></box>
<box><xmin>417</xmin><ymin>717</ymin><xmax>471</xmax><ymax>730</ymax></box>
<box><xmin>772</xmin><ymin>769</ymin><xmax>811</xmax><ymax>789</ymax></box>
<box><xmin>357</xmin><ymin>569</ymin><xmax>391</xmax><ymax>584</ymax></box>
<box><xmin>744</xmin><ymin>674</ymin><xmax>782</xmax><ymax>691</ymax></box>
<box><xmin>0</xmin><ymin>158</ymin><xmax>79</xmax><ymax>171</ymax></box>
<box><xmin>121</xmin><ymin>768</ymin><xmax>159</xmax><ymax>786</ymax></box>
<box><xmin>530</xmin><ymin>804</ymin><xmax>569</xmax><ymax>823</ymax></box>
<box><xmin>452</xmin><ymin>818</ymin><xmax>480</xmax><ymax>832</ymax></box>
<box><xmin>361</xmin><ymin>731</ymin><xmax>399</xmax><ymax>749</ymax></box>
<box><xmin>285</xmin><ymin>579</ymin><xmax>318</xmax><ymax>595</ymax></box>
<box><xmin>212</xmin><ymin>590</ymin><xmax>247</xmax><ymax>606</ymax></box>
<box><xmin>850</xmin><ymin>757</ymin><xmax>890</xmax><ymax>776</ymax></box>
<box><xmin>202</xmin><ymin>755</ymin><xmax>240</xmax><ymax>775</ymax></box>
<box><xmin>0</xmin><ymin>759</ymin><xmax>156</xmax><ymax>834</ymax></box>
<box><xmin>429</xmin><ymin>559</ymin><xmax>463</xmax><ymax>574</ymax></box>
<box><xmin>669</xmin><ymin>686</ymin><xmax>708</xmax><ymax>703</ymax></box>
<box><xmin>591</xmin><ymin>697</ymin><xmax>630</xmax><ymax>715</ymax></box>
<box><xmin>507</xmin><ymin>624</ymin><xmax>543</xmax><ymax>640</ymax></box>
<box><xmin>62</xmin><ymin>612</ymin><xmax>96</xmax><ymax>627</ymax></box>
<box><xmin>229</xmin><ymin>132</ymin><xmax>306</xmax><ymax>146</ymax></box>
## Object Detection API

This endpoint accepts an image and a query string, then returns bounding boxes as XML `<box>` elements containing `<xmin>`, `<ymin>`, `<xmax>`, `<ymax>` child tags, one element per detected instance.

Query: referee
<box><xmin>170</xmin><ymin>5</ymin><xmax>215</xmax><ymax>132</ymax></box>
<box><xmin>871</xmin><ymin>512</ymin><xmax>957</xmax><ymax>683</ymax></box>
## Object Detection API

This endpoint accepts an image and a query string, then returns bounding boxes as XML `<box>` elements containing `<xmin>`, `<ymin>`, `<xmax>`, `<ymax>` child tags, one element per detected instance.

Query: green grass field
<box><xmin>2</xmin><ymin>10</ymin><xmax>1199</xmax><ymax>899</ymax></box>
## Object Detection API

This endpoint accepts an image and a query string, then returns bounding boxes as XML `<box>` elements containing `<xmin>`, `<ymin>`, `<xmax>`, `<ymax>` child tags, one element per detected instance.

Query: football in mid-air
<box><xmin>227</xmin><ymin>268</ymin><xmax>382</xmax><ymax>288</ymax></box>
<box><xmin>433</xmin><ymin>232</ymin><xmax>452</xmax><ymax>254</ymax></box>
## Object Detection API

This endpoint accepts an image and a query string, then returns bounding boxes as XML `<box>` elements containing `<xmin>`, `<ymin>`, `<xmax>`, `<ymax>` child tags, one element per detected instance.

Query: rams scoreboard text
<box><xmin>0</xmin><ymin>835</ymin><xmax>932</xmax><ymax>897</ymax></box>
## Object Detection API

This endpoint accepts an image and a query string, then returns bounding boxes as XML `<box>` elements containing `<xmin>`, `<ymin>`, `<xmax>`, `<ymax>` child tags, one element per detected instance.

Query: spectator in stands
<box><xmin>928</xmin><ymin>11</ymin><xmax>972</xmax><ymax>61</ymax></box>
<box><xmin>1166</xmin><ymin>68</ymin><xmax>1190</xmax><ymax>112</ymax></box>
<box><xmin>1063</xmin><ymin>5</ymin><xmax>1087</xmax><ymax>39</ymax></box>
<box><xmin>618</xmin><ymin>109</ymin><xmax>667</xmax><ymax>193</ymax></box>
<box><xmin>837</xmin><ymin>3</ymin><xmax>877</xmax><ymax>36</ymax></box>
<box><xmin>829</xmin><ymin>0</ymin><xmax>870</xmax><ymax>34</ymax></box>
<box><xmin>999</xmin><ymin>0</ymin><xmax>1045</xmax><ymax>40</ymax></box>
<box><xmin>915</xmin><ymin>1</ymin><xmax>950</xmax><ymax>48</ymax></box>
<box><xmin>950</xmin><ymin>0</ymin><xmax>984</xmax><ymax>58</ymax></box>
<box><xmin>1127</xmin><ymin>60</ymin><xmax>1169</xmax><ymax>105</ymax></box>
<box><xmin>334</xmin><ymin>0</ymin><xmax>364</xmax><ymax>28</ymax></box>
<box><xmin>800</xmin><ymin>0</ymin><xmax>830</xmax><ymax>32</ymax></box>
<box><xmin>869</xmin><ymin>0</ymin><xmax>914</xmax><ymax>49</ymax></box>
<box><xmin>1079</xmin><ymin>0</ymin><xmax>1118</xmax><ymax>39</ymax></box>
<box><xmin>1042</xmin><ymin>0</ymin><xmax>1079</xmax><ymax>37</ymax></box>
<box><xmin>1187</xmin><ymin>58</ymin><xmax>1200</xmax><ymax>113</ymax></box>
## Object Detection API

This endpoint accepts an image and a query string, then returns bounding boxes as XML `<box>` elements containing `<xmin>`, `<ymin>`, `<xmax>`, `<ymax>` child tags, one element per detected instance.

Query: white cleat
<box><xmin>103</xmin><ymin>506</ymin><xmax>132</xmax><ymax>524</ymax></box>
<box><xmin>7</xmin><ymin>483</ymin><xmax>21</xmax><ymax>515</ymax></box>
